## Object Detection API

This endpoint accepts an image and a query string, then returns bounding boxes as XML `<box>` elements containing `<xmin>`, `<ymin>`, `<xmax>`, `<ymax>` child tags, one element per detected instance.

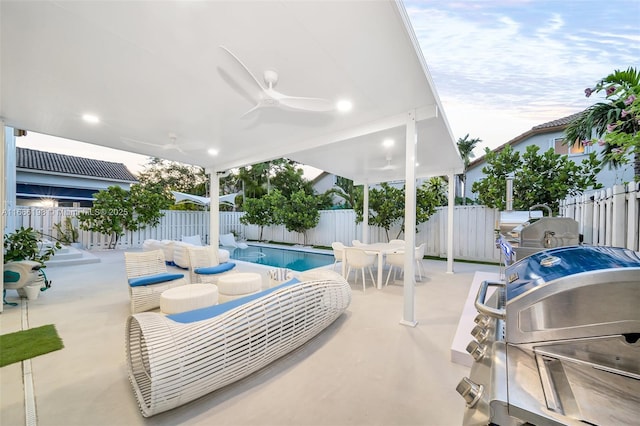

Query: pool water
<box><xmin>227</xmin><ymin>245</ymin><xmax>334</xmax><ymax>271</ymax></box>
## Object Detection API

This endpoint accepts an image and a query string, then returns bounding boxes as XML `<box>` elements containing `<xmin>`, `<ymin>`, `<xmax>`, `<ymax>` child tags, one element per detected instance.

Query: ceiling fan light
<box><xmin>336</xmin><ymin>99</ymin><xmax>353</xmax><ymax>113</ymax></box>
<box><xmin>207</xmin><ymin>148</ymin><xmax>219</xmax><ymax>156</ymax></box>
<box><xmin>383</xmin><ymin>138</ymin><xmax>394</xmax><ymax>148</ymax></box>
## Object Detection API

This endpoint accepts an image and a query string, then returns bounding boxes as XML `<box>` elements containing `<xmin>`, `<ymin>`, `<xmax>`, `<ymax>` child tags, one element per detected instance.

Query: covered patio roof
<box><xmin>1</xmin><ymin>0</ymin><xmax>464</xmax><ymax>324</ymax></box>
<box><xmin>0</xmin><ymin>0</ymin><xmax>462</xmax><ymax>183</ymax></box>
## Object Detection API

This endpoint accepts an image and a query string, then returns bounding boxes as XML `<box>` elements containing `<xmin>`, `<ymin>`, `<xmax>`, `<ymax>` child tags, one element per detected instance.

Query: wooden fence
<box><xmin>560</xmin><ymin>182</ymin><xmax>640</xmax><ymax>251</ymax></box>
<box><xmin>9</xmin><ymin>205</ymin><xmax>503</xmax><ymax>263</ymax></box>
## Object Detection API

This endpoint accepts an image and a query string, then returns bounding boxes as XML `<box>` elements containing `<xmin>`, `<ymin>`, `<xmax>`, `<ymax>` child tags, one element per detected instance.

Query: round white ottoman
<box><xmin>160</xmin><ymin>284</ymin><xmax>219</xmax><ymax>314</ymax></box>
<box><xmin>216</xmin><ymin>272</ymin><xmax>262</xmax><ymax>303</ymax></box>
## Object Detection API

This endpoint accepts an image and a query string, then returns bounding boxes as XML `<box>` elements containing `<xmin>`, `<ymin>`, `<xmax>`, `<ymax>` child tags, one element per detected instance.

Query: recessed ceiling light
<box><xmin>207</xmin><ymin>148</ymin><xmax>219</xmax><ymax>156</ymax></box>
<box><xmin>82</xmin><ymin>113</ymin><xmax>100</xmax><ymax>124</ymax></box>
<box><xmin>383</xmin><ymin>138</ymin><xmax>394</xmax><ymax>148</ymax></box>
<box><xmin>336</xmin><ymin>99</ymin><xmax>353</xmax><ymax>113</ymax></box>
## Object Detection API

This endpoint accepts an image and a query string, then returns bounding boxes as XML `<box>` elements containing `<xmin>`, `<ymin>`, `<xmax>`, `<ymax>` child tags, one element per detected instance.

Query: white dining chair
<box><xmin>344</xmin><ymin>247</ymin><xmax>376</xmax><ymax>292</ymax></box>
<box><xmin>384</xmin><ymin>243</ymin><xmax>426</xmax><ymax>286</ymax></box>
<box><xmin>384</xmin><ymin>251</ymin><xmax>404</xmax><ymax>286</ymax></box>
<box><xmin>331</xmin><ymin>242</ymin><xmax>345</xmax><ymax>272</ymax></box>
<box><xmin>414</xmin><ymin>243</ymin><xmax>426</xmax><ymax>280</ymax></box>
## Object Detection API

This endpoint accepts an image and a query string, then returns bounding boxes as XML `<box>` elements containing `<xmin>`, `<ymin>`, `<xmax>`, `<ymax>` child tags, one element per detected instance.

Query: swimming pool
<box><xmin>227</xmin><ymin>245</ymin><xmax>334</xmax><ymax>271</ymax></box>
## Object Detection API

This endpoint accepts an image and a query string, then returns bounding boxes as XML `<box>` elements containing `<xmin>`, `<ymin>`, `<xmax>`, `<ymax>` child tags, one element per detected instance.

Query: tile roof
<box><xmin>466</xmin><ymin>110</ymin><xmax>585</xmax><ymax>170</ymax></box>
<box><xmin>17</xmin><ymin>147</ymin><xmax>137</xmax><ymax>182</ymax></box>
<box><xmin>531</xmin><ymin>112</ymin><xmax>583</xmax><ymax>130</ymax></box>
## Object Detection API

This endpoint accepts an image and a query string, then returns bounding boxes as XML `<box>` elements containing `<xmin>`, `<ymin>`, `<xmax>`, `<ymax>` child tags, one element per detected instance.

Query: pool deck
<box><xmin>1</xmin><ymin>248</ymin><xmax>499</xmax><ymax>426</ymax></box>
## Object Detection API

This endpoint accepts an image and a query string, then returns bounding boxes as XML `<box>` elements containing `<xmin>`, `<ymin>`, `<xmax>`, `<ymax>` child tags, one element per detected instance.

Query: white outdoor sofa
<box><xmin>125</xmin><ymin>269</ymin><xmax>351</xmax><ymax>417</ymax></box>
<box><xmin>142</xmin><ymin>237</ymin><xmax>230</xmax><ymax>268</ymax></box>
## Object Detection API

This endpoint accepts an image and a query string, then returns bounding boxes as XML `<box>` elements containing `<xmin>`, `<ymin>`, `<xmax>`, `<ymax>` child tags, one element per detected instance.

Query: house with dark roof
<box><xmin>16</xmin><ymin>147</ymin><xmax>138</xmax><ymax>207</ymax></box>
<box><xmin>463</xmin><ymin>112</ymin><xmax>635</xmax><ymax>201</ymax></box>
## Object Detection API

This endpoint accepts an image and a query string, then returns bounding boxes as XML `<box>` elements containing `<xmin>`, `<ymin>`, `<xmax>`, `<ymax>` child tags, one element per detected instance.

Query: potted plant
<box><xmin>4</xmin><ymin>226</ymin><xmax>61</xmax><ymax>266</ymax></box>
<box><xmin>4</xmin><ymin>227</ymin><xmax>61</xmax><ymax>297</ymax></box>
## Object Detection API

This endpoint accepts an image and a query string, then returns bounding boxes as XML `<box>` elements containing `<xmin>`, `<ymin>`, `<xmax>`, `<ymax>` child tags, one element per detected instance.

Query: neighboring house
<box><xmin>16</xmin><ymin>147</ymin><xmax>138</xmax><ymax>207</ymax></box>
<box><xmin>464</xmin><ymin>112</ymin><xmax>635</xmax><ymax>201</ymax></box>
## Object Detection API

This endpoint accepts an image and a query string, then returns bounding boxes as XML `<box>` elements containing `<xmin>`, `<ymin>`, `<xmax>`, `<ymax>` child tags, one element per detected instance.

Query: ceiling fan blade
<box><xmin>121</xmin><ymin>136</ymin><xmax>163</xmax><ymax>149</ymax></box>
<box><xmin>219</xmin><ymin>45</ymin><xmax>265</xmax><ymax>92</ymax></box>
<box><xmin>239</xmin><ymin>103</ymin><xmax>262</xmax><ymax>119</ymax></box>
<box><xmin>277</xmin><ymin>95</ymin><xmax>335</xmax><ymax>112</ymax></box>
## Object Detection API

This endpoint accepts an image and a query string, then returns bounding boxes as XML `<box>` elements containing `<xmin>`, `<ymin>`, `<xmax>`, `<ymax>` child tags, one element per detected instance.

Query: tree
<box><xmin>240</xmin><ymin>190</ymin><xmax>285</xmax><ymax>241</ymax></box>
<box><xmin>565</xmin><ymin>67</ymin><xmax>640</xmax><ymax>178</ymax></box>
<box><xmin>236</xmin><ymin>162</ymin><xmax>271</xmax><ymax>199</ymax></box>
<box><xmin>137</xmin><ymin>157</ymin><xmax>208</xmax><ymax>210</ymax></box>
<box><xmin>78</xmin><ymin>186</ymin><xmax>131</xmax><ymax>249</ymax></box>
<box><xmin>457</xmin><ymin>134</ymin><xmax>482</xmax><ymax>204</ymax></box>
<box><xmin>326</xmin><ymin>176</ymin><xmax>361</xmax><ymax>209</ymax></box>
<box><xmin>78</xmin><ymin>185</ymin><xmax>166</xmax><ymax>249</ymax></box>
<box><xmin>471</xmin><ymin>145</ymin><xmax>602</xmax><ymax>213</ymax></box>
<box><xmin>270</xmin><ymin>161</ymin><xmax>314</xmax><ymax>198</ymax></box>
<box><xmin>353</xmin><ymin>179</ymin><xmax>447</xmax><ymax>241</ymax></box>
<box><xmin>280</xmin><ymin>190</ymin><xmax>320</xmax><ymax>245</ymax></box>
<box><xmin>362</xmin><ymin>183</ymin><xmax>404</xmax><ymax>240</ymax></box>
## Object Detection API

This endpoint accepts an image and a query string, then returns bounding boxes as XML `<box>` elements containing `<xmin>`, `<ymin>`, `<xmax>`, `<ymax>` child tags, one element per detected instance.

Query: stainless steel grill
<box><xmin>499</xmin><ymin>205</ymin><xmax>580</xmax><ymax>262</ymax></box>
<box><xmin>456</xmin><ymin>245</ymin><xmax>640</xmax><ymax>425</ymax></box>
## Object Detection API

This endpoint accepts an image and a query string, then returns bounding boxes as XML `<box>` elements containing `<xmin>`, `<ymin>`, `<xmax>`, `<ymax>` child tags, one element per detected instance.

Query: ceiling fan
<box><xmin>121</xmin><ymin>133</ymin><xmax>203</xmax><ymax>155</ymax></box>
<box><xmin>376</xmin><ymin>155</ymin><xmax>398</xmax><ymax>171</ymax></box>
<box><xmin>219</xmin><ymin>45</ymin><xmax>335</xmax><ymax>117</ymax></box>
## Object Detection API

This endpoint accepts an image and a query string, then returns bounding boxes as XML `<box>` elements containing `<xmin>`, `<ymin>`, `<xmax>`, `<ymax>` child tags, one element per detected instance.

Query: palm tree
<box><xmin>457</xmin><ymin>134</ymin><xmax>482</xmax><ymax>202</ymax></box>
<box><xmin>565</xmin><ymin>67</ymin><xmax>640</xmax><ymax>177</ymax></box>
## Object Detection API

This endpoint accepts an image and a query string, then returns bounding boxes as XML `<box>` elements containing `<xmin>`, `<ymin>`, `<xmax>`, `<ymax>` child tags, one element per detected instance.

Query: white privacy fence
<box><xmin>10</xmin><ymin>183</ymin><xmax>634</xmax><ymax>262</ymax></box>
<box><xmin>560</xmin><ymin>182</ymin><xmax>640</xmax><ymax>251</ymax></box>
<box><xmin>8</xmin><ymin>205</ymin><xmax>503</xmax><ymax>263</ymax></box>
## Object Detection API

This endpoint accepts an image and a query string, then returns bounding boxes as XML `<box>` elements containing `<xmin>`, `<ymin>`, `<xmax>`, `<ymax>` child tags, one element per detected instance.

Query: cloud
<box><xmin>405</xmin><ymin>1</ymin><xmax>639</xmax><ymax>150</ymax></box>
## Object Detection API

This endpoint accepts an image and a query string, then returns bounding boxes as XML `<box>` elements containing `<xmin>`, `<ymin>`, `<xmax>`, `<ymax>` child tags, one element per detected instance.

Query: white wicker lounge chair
<box><xmin>126</xmin><ymin>269</ymin><xmax>351</xmax><ymax>417</ymax></box>
<box><xmin>124</xmin><ymin>250</ymin><xmax>187</xmax><ymax>313</ymax></box>
<box><xmin>187</xmin><ymin>246</ymin><xmax>236</xmax><ymax>284</ymax></box>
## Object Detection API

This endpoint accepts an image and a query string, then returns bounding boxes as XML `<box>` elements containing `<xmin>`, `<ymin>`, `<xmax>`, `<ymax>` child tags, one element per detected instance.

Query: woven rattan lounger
<box><xmin>125</xmin><ymin>269</ymin><xmax>351</xmax><ymax>417</ymax></box>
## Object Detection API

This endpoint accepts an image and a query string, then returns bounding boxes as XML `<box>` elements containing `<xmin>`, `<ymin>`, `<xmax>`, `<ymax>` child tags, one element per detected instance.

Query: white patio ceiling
<box><xmin>0</xmin><ymin>0</ymin><xmax>463</xmax><ymax>184</ymax></box>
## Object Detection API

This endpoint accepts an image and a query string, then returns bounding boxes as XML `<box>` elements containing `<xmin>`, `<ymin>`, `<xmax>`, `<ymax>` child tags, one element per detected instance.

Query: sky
<box><xmin>16</xmin><ymin>0</ymin><xmax>640</xmax><ymax>175</ymax></box>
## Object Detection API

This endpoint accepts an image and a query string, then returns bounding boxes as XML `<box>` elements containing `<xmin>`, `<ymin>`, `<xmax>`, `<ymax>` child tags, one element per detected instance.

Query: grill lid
<box><xmin>505</xmin><ymin>245</ymin><xmax>640</xmax><ymax>300</ymax></box>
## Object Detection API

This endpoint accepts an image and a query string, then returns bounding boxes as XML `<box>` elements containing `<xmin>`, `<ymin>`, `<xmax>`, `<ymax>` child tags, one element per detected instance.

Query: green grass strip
<box><xmin>0</xmin><ymin>324</ymin><xmax>64</xmax><ymax>367</ymax></box>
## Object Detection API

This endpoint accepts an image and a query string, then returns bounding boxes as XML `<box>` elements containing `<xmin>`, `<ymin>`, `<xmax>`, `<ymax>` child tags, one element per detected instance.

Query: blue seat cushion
<box><xmin>194</xmin><ymin>262</ymin><xmax>236</xmax><ymax>275</ymax></box>
<box><xmin>128</xmin><ymin>272</ymin><xmax>184</xmax><ymax>287</ymax></box>
<box><xmin>168</xmin><ymin>278</ymin><xmax>301</xmax><ymax>323</ymax></box>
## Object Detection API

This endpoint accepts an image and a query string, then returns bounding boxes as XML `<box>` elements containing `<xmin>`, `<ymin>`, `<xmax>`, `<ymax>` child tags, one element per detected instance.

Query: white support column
<box><xmin>208</xmin><ymin>170</ymin><xmax>220</xmax><ymax>249</ymax></box>
<box><xmin>401</xmin><ymin>110</ymin><xmax>417</xmax><ymax>327</ymax></box>
<box><xmin>1</xmin><ymin>122</ymin><xmax>5</xmax><ymax>314</ymax></box>
<box><xmin>363</xmin><ymin>184</ymin><xmax>369</xmax><ymax>243</ymax></box>
<box><xmin>5</xmin><ymin>126</ymin><xmax>16</xmax><ymax>233</ymax></box>
<box><xmin>447</xmin><ymin>172</ymin><xmax>455</xmax><ymax>274</ymax></box>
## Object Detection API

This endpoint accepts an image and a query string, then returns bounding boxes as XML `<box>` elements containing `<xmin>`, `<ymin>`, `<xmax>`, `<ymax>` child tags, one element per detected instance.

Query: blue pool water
<box><xmin>227</xmin><ymin>245</ymin><xmax>334</xmax><ymax>271</ymax></box>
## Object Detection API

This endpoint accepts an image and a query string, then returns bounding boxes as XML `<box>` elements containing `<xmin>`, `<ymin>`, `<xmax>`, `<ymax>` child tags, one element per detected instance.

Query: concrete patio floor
<box><xmin>1</xmin><ymin>248</ymin><xmax>499</xmax><ymax>426</ymax></box>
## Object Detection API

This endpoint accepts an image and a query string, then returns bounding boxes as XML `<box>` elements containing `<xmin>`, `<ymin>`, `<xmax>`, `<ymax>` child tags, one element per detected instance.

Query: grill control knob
<box><xmin>470</xmin><ymin>325</ymin><xmax>489</xmax><ymax>343</ymax></box>
<box><xmin>465</xmin><ymin>340</ymin><xmax>486</xmax><ymax>361</ymax></box>
<box><xmin>473</xmin><ymin>313</ymin><xmax>491</xmax><ymax>327</ymax></box>
<box><xmin>456</xmin><ymin>377</ymin><xmax>483</xmax><ymax>407</ymax></box>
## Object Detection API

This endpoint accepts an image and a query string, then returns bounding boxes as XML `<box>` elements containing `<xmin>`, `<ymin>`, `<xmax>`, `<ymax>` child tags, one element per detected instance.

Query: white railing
<box><xmin>560</xmin><ymin>182</ymin><xmax>640</xmax><ymax>251</ymax></box>
<box><xmin>9</xmin><ymin>205</ymin><xmax>503</xmax><ymax>263</ymax></box>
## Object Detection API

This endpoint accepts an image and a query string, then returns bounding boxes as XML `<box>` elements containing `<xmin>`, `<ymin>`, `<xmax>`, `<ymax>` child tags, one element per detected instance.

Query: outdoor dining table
<box><xmin>342</xmin><ymin>241</ymin><xmax>404</xmax><ymax>290</ymax></box>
